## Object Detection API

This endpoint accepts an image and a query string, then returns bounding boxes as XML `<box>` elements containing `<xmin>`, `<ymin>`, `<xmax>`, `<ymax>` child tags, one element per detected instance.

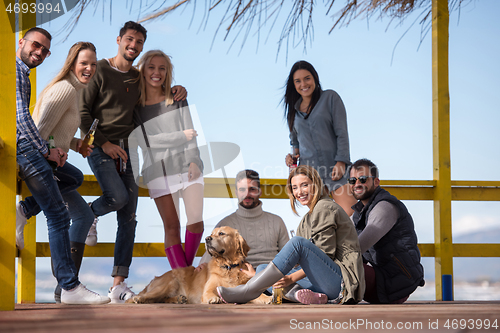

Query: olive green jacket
<box><xmin>296</xmin><ymin>196</ymin><xmax>365</xmax><ymax>304</ymax></box>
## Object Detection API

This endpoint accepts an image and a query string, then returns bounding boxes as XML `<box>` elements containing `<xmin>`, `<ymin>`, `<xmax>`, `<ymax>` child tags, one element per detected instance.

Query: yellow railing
<box><xmin>15</xmin><ymin>176</ymin><xmax>500</xmax><ymax>305</ymax></box>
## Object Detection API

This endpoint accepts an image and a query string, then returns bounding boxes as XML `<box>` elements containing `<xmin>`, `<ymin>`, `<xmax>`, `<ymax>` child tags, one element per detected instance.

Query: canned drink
<box><xmin>272</xmin><ymin>287</ymin><xmax>283</xmax><ymax>305</ymax></box>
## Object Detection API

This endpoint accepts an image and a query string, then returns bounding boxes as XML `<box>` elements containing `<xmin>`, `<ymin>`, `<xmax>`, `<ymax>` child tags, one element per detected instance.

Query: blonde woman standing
<box><xmin>130</xmin><ymin>50</ymin><xmax>204</xmax><ymax>269</ymax></box>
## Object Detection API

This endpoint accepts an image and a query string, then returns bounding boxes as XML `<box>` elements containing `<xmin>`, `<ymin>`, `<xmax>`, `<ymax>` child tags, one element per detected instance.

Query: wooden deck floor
<box><xmin>1</xmin><ymin>301</ymin><xmax>499</xmax><ymax>332</ymax></box>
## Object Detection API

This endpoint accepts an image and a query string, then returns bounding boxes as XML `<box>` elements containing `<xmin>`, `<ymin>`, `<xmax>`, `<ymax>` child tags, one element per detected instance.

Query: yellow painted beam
<box><xmin>34</xmin><ymin>242</ymin><xmax>500</xmax><ymax>259</ymax></box>
<box><xmin>452</xmin><ymin>187</ymin><xmax>500</xmax><ymax>201</ymax></box>
<box><xmin>23</xmin><ymin>176</ymin><xmax>500</xmax><ymax>202</ymax></box>
<box><xmin>17</xmin><ymin>1</ymin><xmax>37</xmax><ymax>304</ymax></box>
<box><xmin>419</xmin><ymin>243</ymin><xmax>500</xmax><ymax>258</ymax></box>
<box><xmin>451</xmin><ymin>181</ymin><xmax>500</xmax><ymax>187</ymax></box>
<box><xmin>432</xmin><ymin>0</ymin><xmax>453</xmax><ymax>301</ymax></box>
<box><xmin>452</xmin><ymin>244</ymin><xmax>500</xmax><ymax>257</ymax></box>
<box><xmin>418</xmin><ymin>244</ymin><xmax>435</xmax><ymax>257</ymax></box>
<box><xmin>37</xmin><ymin>243</ymin><xmax>207</xmax><ymax>258</ymax></box>
<box><xmin>0</xmin><ymin>1</ymin><xmax>17</xmax><ymax>312</ymax></box>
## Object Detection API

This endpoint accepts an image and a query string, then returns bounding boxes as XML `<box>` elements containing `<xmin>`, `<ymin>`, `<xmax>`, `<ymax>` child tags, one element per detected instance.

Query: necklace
<box><xmin>109</xmin><ymin>57</ymin><xmax>130</xmax><ymax>93</ymax></box>
<box><xmin>109</xmin><ymin>57</ymin><xmax>121</xmax><ymax>71</ymax></box>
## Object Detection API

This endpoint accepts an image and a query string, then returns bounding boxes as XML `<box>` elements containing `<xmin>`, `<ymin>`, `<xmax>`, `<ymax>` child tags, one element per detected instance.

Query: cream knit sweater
<box><xmin>33</xmin><ymin>71</ymin><xmax>87</xmax><ymax>153</ymax></box>
<box><xmin>200</xmin><ymin>201</ymin><xmax>290</xmax><ymax>267</ymax></box>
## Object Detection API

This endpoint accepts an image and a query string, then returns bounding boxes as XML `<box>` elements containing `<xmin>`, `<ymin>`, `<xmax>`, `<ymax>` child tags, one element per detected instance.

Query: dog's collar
<box><xmin>220</xmin><ymin>261</ymin><xmax>243</xmax><ymax>271</ymax></box>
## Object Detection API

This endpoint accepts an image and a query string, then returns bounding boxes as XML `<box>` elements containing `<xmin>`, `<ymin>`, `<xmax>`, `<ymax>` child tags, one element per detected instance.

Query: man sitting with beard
<box><xmin>199</xmin><ymin>169</ymin><xmax>289</xmax><ymax>268</ymax></box>
<box><xmin>348</xmin><ymin>158</ymin><xmax>425</xmax><ymax>304</ymax></box>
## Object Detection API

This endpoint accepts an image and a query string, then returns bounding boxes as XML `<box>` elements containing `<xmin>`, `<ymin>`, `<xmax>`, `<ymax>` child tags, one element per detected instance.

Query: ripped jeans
<box><xmin>87</xmin><ymin>146</ymin><xmax>138</xmax><ymax>278</ymax></box>
<box><xmin>19</xmin><ymin>161</ymin><xmax>94</xmax><ymax>244</ymax></box>
<box><xmin>17</xmin><ymin>139</ymin><xmax>79</xmax><ymax>290</ymax></box>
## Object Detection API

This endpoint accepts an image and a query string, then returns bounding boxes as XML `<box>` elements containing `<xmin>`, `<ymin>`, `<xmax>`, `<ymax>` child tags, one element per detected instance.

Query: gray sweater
<box><xmin>290</xmin><ymin>89</ymin><xmax>351</xmax><ymax>192</ymax></box>
<box><xmin>129</xmin><ymin>100</ymin><xmax>203</xmax><ymax>183</ymax></box>
<box><xmin>200</xmin><ymin>202</ymin><xmax>289</xmax><ymax>267</ymax></box>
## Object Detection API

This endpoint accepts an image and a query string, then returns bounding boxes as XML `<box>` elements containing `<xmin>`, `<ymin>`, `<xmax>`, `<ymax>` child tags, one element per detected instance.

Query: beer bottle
<box><xmin>116</xmin><ymin>139</ymin><xmax>127</xmax><ymax>174</ymax></box>
<box><xmin>47</xmin><ymin>135</ymin><xmax>58</xmax><ymax>171</ymax></box>
<box><xmin>79</xmin><ymin>118</ymin><xmax>99</xmax><ymax>155</ymax></box>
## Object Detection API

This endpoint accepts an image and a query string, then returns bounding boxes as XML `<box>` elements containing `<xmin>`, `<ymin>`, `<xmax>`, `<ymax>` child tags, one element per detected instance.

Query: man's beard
<box><xmin>352</xmin><ymin>186</ymin><xmax>376</xmax><ymax>202</ymax></box>
<box><xmin>239</xmin><ymin>197</ymin><xmax>259</xmax><ymax>209</ymax></box>
<box><xmin>123</xmin><ymin>50</ymin><xmax>139</xmax><ymax>62</ymax></box>
<box><xmin>21</xmin><ymin>49</ymin><xmax>41</xmax><ymax>68</ymax></box>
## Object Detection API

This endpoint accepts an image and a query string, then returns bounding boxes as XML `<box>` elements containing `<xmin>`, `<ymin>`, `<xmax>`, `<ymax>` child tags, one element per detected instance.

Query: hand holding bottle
<box><xmin>46</xmin><ymin>147</ymin><xmax>67</xmax><ymax>168</ymax></box>
<box><xmin>79</xmin><ymin>119</ymin><xmax>99</xmax><ymax>156</ymax></box>
<box><xmin>101</xmin><ymin>141</ymin><xmax>127</xmax><ymax>161</ymax></box>
<box><xmin>286</xmin><ymin>147</ymin><xmax>300</xmax><ymax>169</ymax></box>
<box><xmin>76</xmin><ymin>139</ymin><xmax>93</xmax><ymax>158</ymax></box>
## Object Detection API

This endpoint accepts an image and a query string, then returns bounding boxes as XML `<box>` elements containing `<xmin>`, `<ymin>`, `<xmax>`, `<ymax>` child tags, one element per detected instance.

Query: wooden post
<box><xmin>432</xmin><ymin>0</ymin><xmax>453</xmax><ymax>301</ymax></box>
<box><xmin>0</xmin><ymin>0</ymin><xmax>18</xmax><ymax>311</ymax></box>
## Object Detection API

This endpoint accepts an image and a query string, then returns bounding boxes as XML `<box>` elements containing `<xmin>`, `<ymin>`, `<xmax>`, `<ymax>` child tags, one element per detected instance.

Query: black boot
<box><xmin>217</xmin><ymin>262</ymin><xmax>284</xmax><ymax>303</ymax></box>
<box><xmin>53</xmin><ymin>241</ymin><xmax>85</xmax><ymax>303</ymax></box>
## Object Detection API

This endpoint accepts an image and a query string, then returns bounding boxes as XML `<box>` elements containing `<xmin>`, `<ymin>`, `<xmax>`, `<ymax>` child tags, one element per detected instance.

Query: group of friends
<box><xmin>14</xmin><ymin>20</ymin><xmax>424</xmax><ymax>306</ymax></box>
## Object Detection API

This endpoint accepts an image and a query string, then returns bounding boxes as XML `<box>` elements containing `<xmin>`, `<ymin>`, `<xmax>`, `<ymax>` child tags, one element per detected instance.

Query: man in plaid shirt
<box><xmin>15</xmin><ymin>27</ymin><xmax>109</xmax><ymax>304</ymax></box>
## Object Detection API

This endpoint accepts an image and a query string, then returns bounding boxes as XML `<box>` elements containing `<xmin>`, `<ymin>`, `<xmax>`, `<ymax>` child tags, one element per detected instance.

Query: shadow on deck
<box><xmin>2</xmin><ymin>301</ymin><xmax>499</xmax><ymax>332</ymax></box>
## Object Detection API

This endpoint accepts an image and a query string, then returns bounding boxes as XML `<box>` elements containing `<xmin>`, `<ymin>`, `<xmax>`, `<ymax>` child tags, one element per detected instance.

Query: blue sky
<box><xmin>27</xmin><ymin>0</ymin><xmax>499</xmax><ymax>299</ymax></box>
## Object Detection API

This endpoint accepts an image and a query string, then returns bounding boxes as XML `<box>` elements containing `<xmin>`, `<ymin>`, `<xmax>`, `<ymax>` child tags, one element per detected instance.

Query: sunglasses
<box><xmin>24</xmin><ymin>39</ymin><xmax>51</xmax><ymax>58</ymax></box>
<box><xmin>347</xmin><ymin>176</ymin><xmax>375</xmax><ymax>185</ymax></box>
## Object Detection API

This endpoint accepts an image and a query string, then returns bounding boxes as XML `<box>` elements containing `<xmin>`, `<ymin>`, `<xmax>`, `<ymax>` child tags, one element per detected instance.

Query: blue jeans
<box><xmin>87</xmin><ymin>146</ymin><xmax>138</xmax><ymax>278</ymax></box>
<box><xmin>20</xmin><ymin>161</ymin><xmax>94</xmax><ymax>244</ymax></box>
<box><xmin>266</xmin><ymin>236</ymin><xmax>343</xmax><ymax>300</ymax></box>
<box><xmin>16</xmin><ymin>139</ymin><xmax>79</xmax><ymax>290</ymax></box>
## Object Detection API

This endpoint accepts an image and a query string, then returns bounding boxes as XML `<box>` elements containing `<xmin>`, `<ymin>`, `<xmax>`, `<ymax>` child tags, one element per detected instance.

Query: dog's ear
<box><xmin>236</xmin><ymin>231</ymin><xmax>250</xmax><ymax>257</ymax></box>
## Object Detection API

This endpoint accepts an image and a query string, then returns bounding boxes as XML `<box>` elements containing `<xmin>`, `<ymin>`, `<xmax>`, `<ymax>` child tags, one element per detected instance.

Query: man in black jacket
<box><xmin>349</xmin><ymin>158</ymin><xmax>425</xmax><ymax>304</ymax></box>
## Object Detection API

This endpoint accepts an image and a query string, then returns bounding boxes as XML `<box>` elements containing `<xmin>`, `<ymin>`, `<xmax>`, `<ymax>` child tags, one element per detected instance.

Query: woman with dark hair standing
<box><xmin>284</xmin><ymin>61</ymin><xmax>356</xmax><ymax>216</ymax></box>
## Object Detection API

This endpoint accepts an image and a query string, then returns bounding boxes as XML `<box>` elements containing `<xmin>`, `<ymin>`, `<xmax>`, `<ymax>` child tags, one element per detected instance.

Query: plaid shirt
<box><xmin>16</xmin><ymin>57</ymin><xmax>48</xmax><ymax>155</ymax></box>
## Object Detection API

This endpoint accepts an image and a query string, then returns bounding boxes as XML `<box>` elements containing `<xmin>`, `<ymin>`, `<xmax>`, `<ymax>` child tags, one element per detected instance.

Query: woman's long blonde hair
<box><xmin>136</xmin><ymin>50</ymin><xmax>174</xmax><ymax>107</ymax></box>
<box><xmin>287</xmin><ymin>165</ymin><xmax>328</xmax><ymax>215</ymax></box>
<box><xmin>33</xmin><ymin>42</ymin><xmax>96</xmax><ymax>115</ymax></box>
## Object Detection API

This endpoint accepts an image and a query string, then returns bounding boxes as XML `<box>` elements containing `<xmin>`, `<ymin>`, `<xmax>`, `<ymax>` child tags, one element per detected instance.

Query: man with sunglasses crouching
<box><xmin>348</xmin><ymin>158</ymin><xmax>424</xmax><ymax>304</ymax></box>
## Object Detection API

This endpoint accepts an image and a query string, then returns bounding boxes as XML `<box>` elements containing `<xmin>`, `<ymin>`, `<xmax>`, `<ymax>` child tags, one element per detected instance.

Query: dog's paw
<box><xmin>262</xmin><ymin>295</ymin><xmax>273</xmax><ymax>304</ymax></box>
<box><xmin>207</xmin><ymin>296</ymin><xmax>224</xmax><ymax>304</ymax></box>
<box><xmin>251</xmin><ymin>294</ymin><xmax>272</xmax><ymax>305</ymax></box>
<box><xmin>129</xmin><ymin>296</ymin><xmax>144</xmax><ymax>304</ymax></box>
<box><xmin>176</xmin><ymin>295</ymin><xmax>188</xmax><ymax>304</ymax></box>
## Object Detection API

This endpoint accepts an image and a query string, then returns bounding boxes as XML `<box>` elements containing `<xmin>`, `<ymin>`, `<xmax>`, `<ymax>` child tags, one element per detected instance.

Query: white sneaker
<box><xmin>16</xmin><ymin>203</ymin><xmax>27</xmax><ymax>250</ymax></box>
<box><xmin>108</xmin><ymin>282</ymin><xmax>135</xmax><ymax>304</ymax></box>
<box><xmin>61</xmin><ymin>283</ymin><xmax>111</xmax><ymax>305</ymax></box>
<box><xmin>85</xmin><ymin>215</ymin><xmax>98</xmax><ymax>246</ymax></box>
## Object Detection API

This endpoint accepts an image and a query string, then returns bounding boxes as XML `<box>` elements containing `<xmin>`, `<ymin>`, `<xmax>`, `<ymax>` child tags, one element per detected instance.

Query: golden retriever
<box><xmin>127</xmin><ymin>226</ymin><xmax>272</xmax><ymax>304</ymax></box>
